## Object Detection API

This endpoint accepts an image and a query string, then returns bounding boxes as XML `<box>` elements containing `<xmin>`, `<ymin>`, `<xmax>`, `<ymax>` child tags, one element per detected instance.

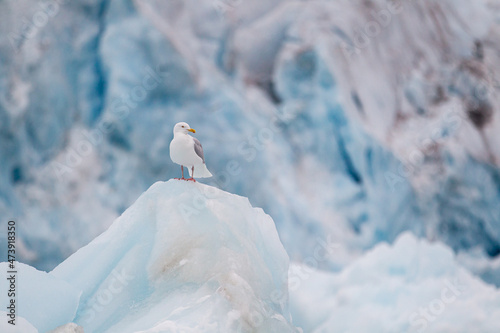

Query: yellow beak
<box><xmin>188</xmin><ymin>128</ymin><xmax>196</xmax><ymax>133</ymax></box>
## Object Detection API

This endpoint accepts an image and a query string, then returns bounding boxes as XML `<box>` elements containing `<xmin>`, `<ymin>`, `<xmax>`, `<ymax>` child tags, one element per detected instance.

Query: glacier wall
<box><xmin>1</xmin><ymin>0</ymin><xmax>500</xmax><ymax>287</ymax></box>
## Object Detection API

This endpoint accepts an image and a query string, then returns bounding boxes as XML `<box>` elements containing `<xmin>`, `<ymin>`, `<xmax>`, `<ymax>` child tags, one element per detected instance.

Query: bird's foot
<box><xmin>186</xmin><ymin>178</ymin><xmax>196</xmax><ymax>182</ymax></box>
<box><xmin>174</xmin><ymin>177</ymin><xmax>187</xmax><ymax>180</ymax></box>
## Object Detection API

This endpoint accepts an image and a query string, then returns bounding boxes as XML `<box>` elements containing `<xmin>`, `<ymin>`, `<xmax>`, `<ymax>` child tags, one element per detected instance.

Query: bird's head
<box><xmin>173</xmin><ymin>122</ymin><xmax>196</xmax><ymax>135</ymax></box>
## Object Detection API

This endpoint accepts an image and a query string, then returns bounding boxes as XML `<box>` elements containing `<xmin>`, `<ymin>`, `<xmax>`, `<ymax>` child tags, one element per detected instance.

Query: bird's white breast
<box><xmin>170</xmin><ymin>134</ymin><xmax>204</xmax><ymax>166</ymax></box>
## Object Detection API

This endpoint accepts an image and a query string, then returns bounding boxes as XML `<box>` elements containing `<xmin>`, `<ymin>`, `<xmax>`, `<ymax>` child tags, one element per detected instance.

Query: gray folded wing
<box><xmin>193</xmin><ymin>137</ymin><xmax>205</xmax><ymax>163</ymax></box>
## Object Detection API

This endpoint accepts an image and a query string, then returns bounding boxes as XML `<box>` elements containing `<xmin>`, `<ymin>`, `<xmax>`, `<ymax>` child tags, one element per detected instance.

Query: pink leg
<box><xmin>186</xmin><ymin>166</ymin><xmax>196</xmax><ymax>182</ymax></box>
<box><xmin>174</xmin><ymin>166</ymin><xmax>187</xmax><ymax>180</ymax></box>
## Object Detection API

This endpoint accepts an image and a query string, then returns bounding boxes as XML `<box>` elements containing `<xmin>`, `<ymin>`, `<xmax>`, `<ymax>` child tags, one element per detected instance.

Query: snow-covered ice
<box><xmin>48</xmin><ymin>180</ymin><xmax>299</xmax><ymax>333</ymax></box>
<box><xmin>289</xmin><ymin>232</ymin><xmax>500</xmax><ymax>333</ymax></box>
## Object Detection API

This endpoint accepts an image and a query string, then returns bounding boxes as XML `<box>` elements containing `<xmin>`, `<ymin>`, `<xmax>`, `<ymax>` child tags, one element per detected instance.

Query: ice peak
<box><xmin>49</xmin><ymin>180</ymin><xmax>299</xmax><ymax>333</ymax></box>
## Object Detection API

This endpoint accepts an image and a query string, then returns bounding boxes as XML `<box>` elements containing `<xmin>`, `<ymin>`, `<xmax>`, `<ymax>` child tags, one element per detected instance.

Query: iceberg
<box><xmin>289</xmin><ymin>232</ymin><xmax>500</xmax><ymax>333</ymax></box>
<box><xmin>46</xmin><ymin>180</ymin><xmax>299</xmax><ymax>333</ymax></box>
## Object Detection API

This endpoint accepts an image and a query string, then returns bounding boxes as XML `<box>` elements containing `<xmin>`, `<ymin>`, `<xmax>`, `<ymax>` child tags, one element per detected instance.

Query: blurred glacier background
<box><xmin>1</xmin><ymin>0</ymin><xmax>500</xmax><ymax>329</ymax></box>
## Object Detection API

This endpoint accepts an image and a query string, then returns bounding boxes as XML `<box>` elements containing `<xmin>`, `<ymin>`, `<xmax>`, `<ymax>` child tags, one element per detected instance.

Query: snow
<box><xmin>48</xmin><ymin>180</ymin><xmax>298</xmax><ymax>333</ymax></box>
<box><xmin>289</xmin><ymin>232</ymin><xmax>500</xmax><ymax>333</ymax></box>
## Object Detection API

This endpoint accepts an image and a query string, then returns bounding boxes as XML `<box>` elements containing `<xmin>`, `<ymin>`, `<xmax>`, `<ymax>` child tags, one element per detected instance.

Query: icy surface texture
<box><xmin>47</xmin><ymin>323</ymin><xmax>85</xmax><ymax>333</ymax></box>
<box><xmin>0</xmin><ymin>313</ymin><xmax>37</xmax><ymax>333</ymax></box>
<box><xmin>289</xmin><ymin>232</ymin><xmax>500</xmax><ymax>333</ymax></box>
<box><xmin>50</xmin><ymin>180</ymin><xmax>298</xmax><ymax>333</ymax></box>
<box><xmin>0</xmin><ymin>262</ymin><xmax>80</xmax><ymax>332</ymax></box>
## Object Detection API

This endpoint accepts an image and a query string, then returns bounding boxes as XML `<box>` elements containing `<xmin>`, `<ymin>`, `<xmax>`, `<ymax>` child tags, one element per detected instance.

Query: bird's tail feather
<box><xmin>188</xmin><ymin>164</ymin><xmax>213</xmax><ymax>178</ymax></box>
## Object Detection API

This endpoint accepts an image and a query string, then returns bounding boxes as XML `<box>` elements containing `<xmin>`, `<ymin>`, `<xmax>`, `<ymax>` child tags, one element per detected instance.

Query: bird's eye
<box><xmin>182</xmin><ymin>126</ymin><xmax>185</xmax><ymax>128</ymax></box>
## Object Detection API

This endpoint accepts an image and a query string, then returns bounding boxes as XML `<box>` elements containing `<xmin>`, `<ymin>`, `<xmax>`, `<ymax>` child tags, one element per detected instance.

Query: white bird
<box><xmin>169</xmin><ymin>122</ymin><xmax>212</xmax><ymax>182</ymax></box>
